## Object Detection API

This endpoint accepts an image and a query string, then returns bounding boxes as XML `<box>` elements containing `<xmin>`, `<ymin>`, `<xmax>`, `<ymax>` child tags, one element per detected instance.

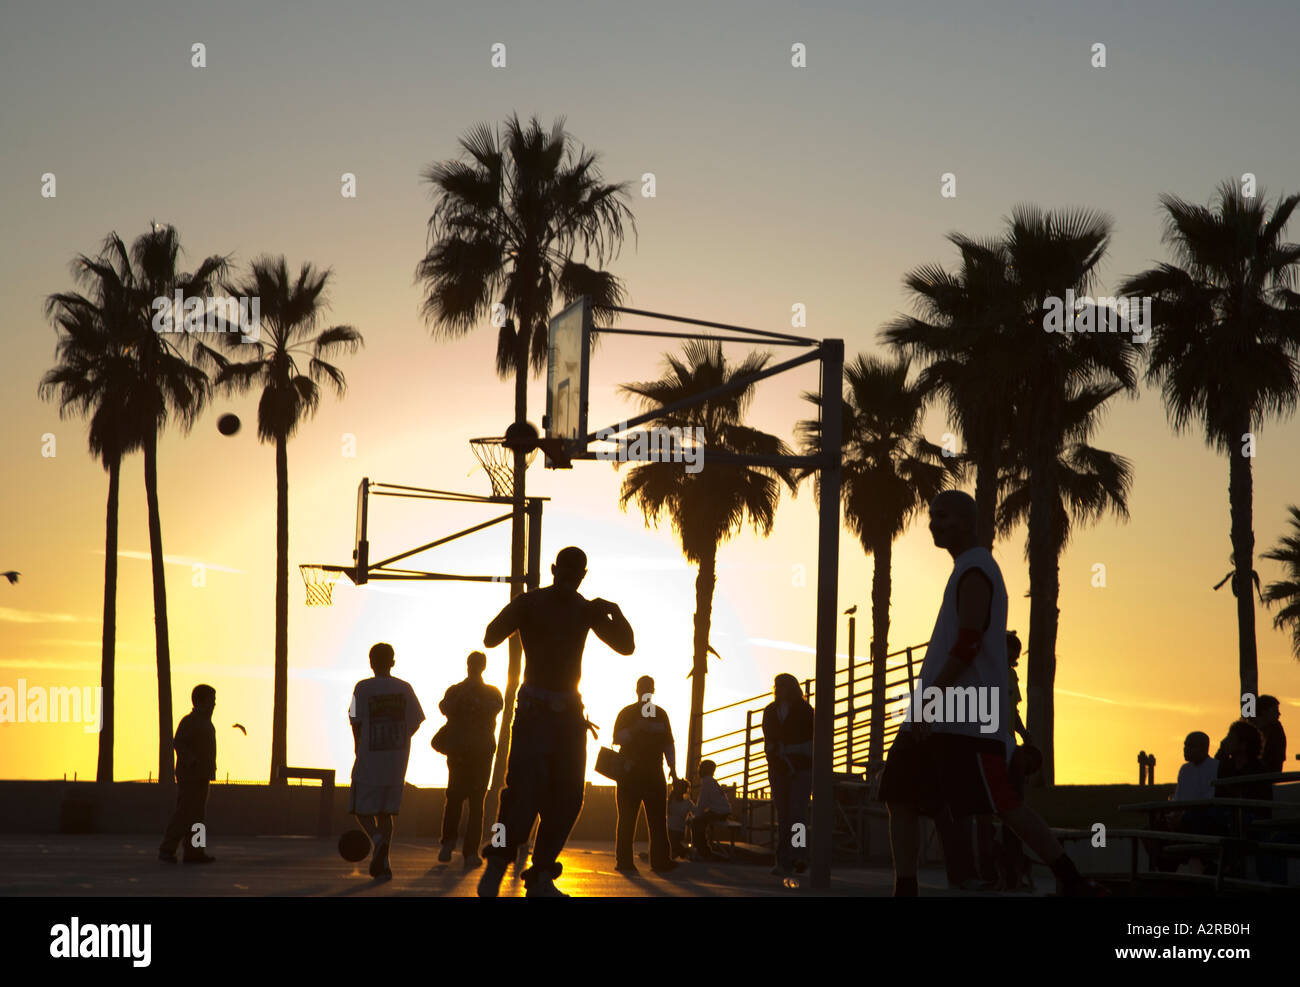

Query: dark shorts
<box><xmin>879</xmin><ymin>729</ymin><xmax>1019</xmax><ymax>816</ymax></box>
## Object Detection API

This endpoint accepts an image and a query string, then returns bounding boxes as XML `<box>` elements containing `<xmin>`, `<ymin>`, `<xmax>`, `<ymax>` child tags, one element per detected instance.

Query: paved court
<box><xmin>0</xmin><ymin>835</ymin><xmax>1015</xmax><ymax>897</ymax></box>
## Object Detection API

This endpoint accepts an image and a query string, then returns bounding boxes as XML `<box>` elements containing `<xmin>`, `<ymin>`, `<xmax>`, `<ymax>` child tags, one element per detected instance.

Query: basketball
<box><xmin>217</xmin><ymin>413</ymin><xmax>241</xmax><ymax>436</ymax></box>
<box><xmin>337</xmin><ymin>828</ymin><xmax>372</xmax><ymax>862</ymax></box>
<box><xmin>502</xmin><ymin>420</ymin><xmax>540</xmax><ymax>453</ymax></box>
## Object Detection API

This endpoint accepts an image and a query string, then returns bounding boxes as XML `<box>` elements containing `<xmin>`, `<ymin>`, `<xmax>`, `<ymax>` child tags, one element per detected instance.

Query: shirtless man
<box><xmin>477</xmin><ymin>546</ymin><xmax>636</xmax><ymax>897</ymax></box>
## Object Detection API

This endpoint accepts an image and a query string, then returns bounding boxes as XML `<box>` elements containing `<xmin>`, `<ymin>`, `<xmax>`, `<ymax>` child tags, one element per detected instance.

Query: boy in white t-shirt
<box><xmin>349</xmin><ymin>642</ymin><xmax>425</xmax><ymax>880</ymax></box>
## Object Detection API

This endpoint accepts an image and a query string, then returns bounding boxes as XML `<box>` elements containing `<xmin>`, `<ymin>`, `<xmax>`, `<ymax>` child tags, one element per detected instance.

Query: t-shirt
<box><xmin>614</xmin><ymin>700</ymin><xmax>674</xmax><ymax>779</ymax></box>
<box><xmin>174</xmin><ymin>712</ymin><xmax>217</xmax><ymax>783</ymax></box>
<box><xmin>697</xmin><ymin>777</ymin><xmax>731</xmax><ymax>816</ymax></box>
<box><xmin>1172</xmin><ymin>758</ymin><xmax>1218</xmax><ymax>801</ymax></box>
<box><xmin>909</xmin><ymin>547</ymin><xmax>1011</xmax><ymax>755</ymax></box>
<box><xmin>439</xmin><ymin>678</ymin><xmax>503</xmax><ymax>754</ymax></box>
<box><xmin>349</xmin><ymin>675</ymin><xmax>425</xmax><ymax>787</ymax></box>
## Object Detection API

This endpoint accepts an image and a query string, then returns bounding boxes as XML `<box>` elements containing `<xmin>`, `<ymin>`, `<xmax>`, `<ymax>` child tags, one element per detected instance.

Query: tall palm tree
<box><xmin>53</xmin><ymin>228</ymin><xmax>225</xmax><ymax>785</ymax></box>
<box><xmin>883</xmin><ymin>234</ymin><xmax>1021</xmax><ymax>549</ymax></box>
<box><xmin>1262</xmin><ymin>506</ymin><xmax>1300</xmax><ymax>659</ymax></box>
<box><xmin>796</xmin><ymin>354</ymin><xmax>954</xmax><ymax>776</ymax></box>
<box><xmin>1121</xmin><ymin>182</ymin><xmax>1300</xmax><ymax>700</ymax></box>
<box><xmin>1002</xmin><ymin>206</ymin><xmax>1138</xmax><ymax>784</ymax></box>
<box><xmin>995</xmin><ymin>384</ymin><xmax>1135</xmax><ymax>753</ymax></box>
<box><xmin>40</xmin><ymin>266</ymin><xmax>146</xmax><ymax>782</ymax></box>
<box><xmin>198</xmin><ymin>257</ymin><xmax>362</xmax><ymax>785</ymax></box>
<box><xmin>618</xmin><ymin>341</ymin><xmax>797</xmax><ymax>781</ymax></box>
<box><xmin>123</xmin><ymin>225</ymin><xmax>227</xmax><ymax>786</ymax></box>
<box><xmin>416</xmin><ymin>115</ymin><xmax>635</xmax><ymax>799</ymax></box>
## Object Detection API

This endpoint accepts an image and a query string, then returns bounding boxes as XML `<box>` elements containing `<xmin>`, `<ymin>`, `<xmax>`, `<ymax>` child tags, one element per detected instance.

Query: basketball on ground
<box><xmin>338</xmin><ymin>829</ymin><xmax>372</xmax><ymax>862</ymax></box>
<box><xmin>217</xmin><ymin>413</ymin><xmax>241</xmax><ymax>436</ymax></box>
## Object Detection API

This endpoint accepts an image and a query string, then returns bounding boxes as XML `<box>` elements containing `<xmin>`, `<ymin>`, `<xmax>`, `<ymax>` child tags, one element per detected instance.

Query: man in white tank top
<box><xmin>880</xmin><ymin>490</ymin><xmax>1107</xmax><ymax>896</ymax></box>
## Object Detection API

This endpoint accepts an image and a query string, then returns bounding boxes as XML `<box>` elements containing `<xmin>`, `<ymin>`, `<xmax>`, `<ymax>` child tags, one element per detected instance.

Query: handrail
<box><xmin>701</xmin><ymin>638</ymin><xmax>1031</xmax><ymax>842</ymax></box>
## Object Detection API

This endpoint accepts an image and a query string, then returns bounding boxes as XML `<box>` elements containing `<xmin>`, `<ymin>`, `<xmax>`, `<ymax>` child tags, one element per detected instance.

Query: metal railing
<box><xmin>701</xmin><ymin>639</ymin><xmax>931</xmax><ymax>801</ymax></box>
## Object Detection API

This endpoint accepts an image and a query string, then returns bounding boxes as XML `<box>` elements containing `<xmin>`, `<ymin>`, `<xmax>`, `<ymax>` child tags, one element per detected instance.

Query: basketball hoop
<box><xmin>469</xmin><ymin>437</ymin><xmax>537</xmax><ymax>498</ymax></box>
<box><xmin>299</xmin><ymin>564</ymin><xmax>345</xmax><ymax>606</ymax></box>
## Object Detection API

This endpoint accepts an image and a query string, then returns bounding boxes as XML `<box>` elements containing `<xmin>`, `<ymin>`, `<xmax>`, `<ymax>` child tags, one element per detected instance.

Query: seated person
<box><xmin>1170</xmin><ymin>731</ymin><xmax>1220</xmax><ymax>830</ymax></box>
<box><xmin>692</xmin><ymin>760</ymin><xmax>731</xmax><ymax>859</ymax></box>
<box><xmin>667</xmin><ymin>778</ymin><xmax>695</xmax><ymax>860</ymax></box>
<box><xmin>1255</xmin><ymin>696</ymin><xmax>1286</xmax><ymax>775</ymax></box>
<box><xmin>1214</xmin><ymin>720</ymin><xmax>1272</xmax><ymax>802</ymax></box>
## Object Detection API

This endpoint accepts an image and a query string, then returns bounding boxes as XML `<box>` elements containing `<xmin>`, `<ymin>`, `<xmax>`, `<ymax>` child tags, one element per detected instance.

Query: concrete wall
<box><xmin>0</xmin><ymin>780</ymin><xmax>625</xmax><ymax>840</ymax></box>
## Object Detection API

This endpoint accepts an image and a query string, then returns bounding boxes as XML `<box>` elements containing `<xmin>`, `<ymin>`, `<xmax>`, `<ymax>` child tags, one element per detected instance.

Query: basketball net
<box><xmin>469</xmin><ymin>437</ymin><xmax>536</xmax><ymax>498</ymax></box>
<box><xmin>299</xmin><ymin>564</ymin><xmax>343</xmax><ymax>606</ymax></box>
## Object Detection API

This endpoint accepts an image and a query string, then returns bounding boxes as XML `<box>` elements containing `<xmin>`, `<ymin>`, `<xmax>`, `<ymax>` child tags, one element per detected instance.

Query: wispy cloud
<box><xmin>31</xmin><ymin>639</ymin><xmax>148</xmax><ymax>652</ymax></box>
<box><xmin>1056</xmin><ymin>688</ymin><xmax>1205</xmax><ymax>717</ymax></box>
<box><xmin>96</xmin><ymin>550</ymin><xmax>242</xmax><ymax>574</ymax></box>
<box><xmin>746</xmin><ymin>638</ymin><xmax>852</xmax><ymax>662</ymax></box>
<box><xmin>0</xmin><ymin>607</ymin><xmax>86</xmax><ymax>624</ymax></box>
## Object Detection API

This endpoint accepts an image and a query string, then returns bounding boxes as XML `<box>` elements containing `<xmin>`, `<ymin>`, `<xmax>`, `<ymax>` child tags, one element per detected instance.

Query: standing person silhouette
<box><xmin>158</xmin><ymin>684</ymin><xmax>218</xmax><ymax>864</ymax></box>
<box><xmin>477</xmin><ymin>547</ymin><xmax>636</xmax><ymax>897</ymax></box>
<box><xmin>763</xmin><ymin>673</ymin><xmax>814</xmax><ymax>876</ymax></box>
<box><xmin>437</xmin><ymin>651</ymin><xmax>503</xmax><ymax>869</ymax></box>
<box><xmin>880</xmin><ymin>490</ymin><xmax>1106</xmax><ymax>896</ymax></box>
<box><xmin>348</xmin><ymin>643</ymin><xmax>425</xmax><ymax>880</ymax></box>
<box><xmin>612</xmin><ymin>675</ymin><xmax>678</xmax><ymax>875</ymax></box>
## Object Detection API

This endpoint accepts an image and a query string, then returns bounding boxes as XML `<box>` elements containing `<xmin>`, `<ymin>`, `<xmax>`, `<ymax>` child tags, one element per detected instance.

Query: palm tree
<box><xmin>1120</xmin><ymin>182</ymin><xmax>1300</xmax><ymax>700</ymax></box>
<box><xmin>796</xmin><ymin>354</ymin><xmax>954</xmax><ymax>777</ymax></box>
<box><xmin>121</xmin><ymin>225</ymin><xmax>227</xmax><ymax>786</ymax></box>
<box><xmin>995</xmin><ymin>386</ymin><xmax>1134</xmax><ymax>763</ymax></box>
<box><xmin>1001</xmin><ymin>206</ymin><xmax>1138</xmax><ymax>784</ymax></box>
<box><xmin>883</xmin><ymin>234</ymin><xmax>1021</xmax><ymax>549</ymax></box>
<box><xmin>618</xmin><ymin>341</ymin><xmax>797</xmax><ymax>781</ymax></box>
<box><xmin>197</xmin><ymin>257</ymin><xmax>362</xmax><ymax>785</ymax></box>
<box><xmin>50</xmin><ymin>228</ymin><xmax>225</xmax><ymax>785</ymax></box>
<box><xmin>40</xmin><ymin>264</ymin><xmax>146</xmax><ymax>782</ymax></box>
<box><xmin>1262</xmin><ymin>506</ymin><xmax>1300</xmax><ymax>660</ymax></box>
<box><xmin>416</xmin><ymin>115</ymin><xmax>635</xmax><ymax>799</ymax></box>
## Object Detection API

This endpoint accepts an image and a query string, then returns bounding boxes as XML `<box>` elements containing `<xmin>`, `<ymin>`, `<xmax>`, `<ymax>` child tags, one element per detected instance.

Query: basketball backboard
<box><xmin>543</xmin><ymin>296</ymin><xmax>591</xmax><ymax>467</ymax></box>
<box><xmin>353</xmin><ymin>478</ymin><xmax>369</xmax><ymax>584</ymax></box>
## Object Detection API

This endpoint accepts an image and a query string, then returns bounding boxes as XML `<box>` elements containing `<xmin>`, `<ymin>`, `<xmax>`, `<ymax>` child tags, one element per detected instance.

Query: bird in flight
<box><xmin>2</xmin><ymin>572</ymin><xmax>19</xmax><ymax>584</ymax></box>
<box><xmin>232</xmin><ymin>723</ymin><xmax>247</xmax><ymax>735</ymax></box>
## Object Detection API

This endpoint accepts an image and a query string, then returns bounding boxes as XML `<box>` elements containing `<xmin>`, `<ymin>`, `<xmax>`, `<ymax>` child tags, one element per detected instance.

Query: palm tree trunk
<box><xmin>1025</xmin><ymin>461</ymin><xmax>1060</xmax><ymax>787</ymax></box>
<box><xmin>143</xmin><ymin>433</ymin><xmax>174</xmax><ymax>788</ymax></box>
<box><xmin>270</xmin><ymin>434</ymin><xmax>289</xmax><ymax>785</ymax></box>
<box><xmin>867</xmin><ymin>538</ymin><xmax>891</xmax><ymax>781</ymax></box>
<box><xmin>487</xmin><ymin>319</ymin><xmax>531</xmax><ymax>820</ymax></box>
<box><xmin>973</xmin><ymin>425</ymin><xmax>1000</xmax><ymax>549</ymax></box>
<box><xmin>97</xmin><ymin>453</ymin><xmax>121</xmax><ymax>784</ymax></box>
<box><xmin>686</xmin><ymin>543</ymin><xmax>718</xmax><ymax>784</ymax></box>
<box><xmin>1229</xmin><ymin>411</ymin><xmax>1259</xmax><ymax>700</ymax></box>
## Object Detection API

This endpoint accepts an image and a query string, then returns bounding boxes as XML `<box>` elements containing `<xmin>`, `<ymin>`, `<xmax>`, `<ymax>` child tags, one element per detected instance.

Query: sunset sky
<box><xmin>2</xmin><ymin>0</ymin><xmax>1299</xmax><ymax>787</ymax></box>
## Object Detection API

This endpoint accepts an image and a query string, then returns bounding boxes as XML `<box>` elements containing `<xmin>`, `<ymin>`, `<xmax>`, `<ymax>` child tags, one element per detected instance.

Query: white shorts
<box><xmin>349</xmin><ymin>783</ymin><xmax>403</xmax><ymax>815</ymax></box>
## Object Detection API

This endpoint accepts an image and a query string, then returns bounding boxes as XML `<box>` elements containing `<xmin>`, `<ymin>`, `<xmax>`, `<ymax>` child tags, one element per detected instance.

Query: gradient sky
<box><xmin>3</xmin><ymin>0</ymin><xmax>1299</xmax><ymax>786</ymax></box>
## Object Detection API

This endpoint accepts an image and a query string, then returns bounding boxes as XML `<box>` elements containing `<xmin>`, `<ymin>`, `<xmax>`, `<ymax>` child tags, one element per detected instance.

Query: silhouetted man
<box><xmin>438</xmin><ymin>651</ymin><xmax>503</xmax><ymax>869</ymax></box>
<box><xmin>478</xmin><ymin>547</ymin><xmax>635</xmax><ymax>897</ymax></box>
<box><xmin>158</xmin><ymin>684</ymin><xmax>218</xmax><ymax>864</ymax></box>
<box><xmin>763</xmin><ymin>673</ymin><xmax>813</xmax><ymax>876</ymax></box>
<box><xmin>880</xmin><ymin>490</ymin><xmax>1105</xmax><ymax>896</ymax></box>
<box><xmin>349</xmin><ymin>642</ymin><xmax>425</xmax><ymax>880</ymax></box>
<box><xmin>613</xmin><ymin>675</ymin><xmax>678</xmax><ymax>875</ymax></box>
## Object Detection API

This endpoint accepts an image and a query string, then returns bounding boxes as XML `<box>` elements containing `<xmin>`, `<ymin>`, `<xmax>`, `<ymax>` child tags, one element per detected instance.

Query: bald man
<box><xmin>477</xmin><ymin>546</ymin><xmax>636</xmax><ymax>897</ymax></box>
<box><xmin>880</xmin><ymin>490</ymin><xmax>1106</xmax><ymax>896</ymax></box>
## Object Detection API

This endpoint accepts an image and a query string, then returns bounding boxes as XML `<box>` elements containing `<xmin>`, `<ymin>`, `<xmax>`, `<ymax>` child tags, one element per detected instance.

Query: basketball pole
<box><xmin>810</xmin><ymin>338</ymin><xmax>843</xmax><ymax>890</ymax></box>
